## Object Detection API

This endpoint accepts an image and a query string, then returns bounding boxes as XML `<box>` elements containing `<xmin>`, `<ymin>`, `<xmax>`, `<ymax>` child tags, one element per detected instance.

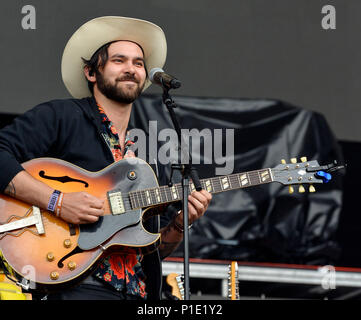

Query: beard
<box><xmin>95</xmin><ymin>71</ymin><xmax>145</xmax><ymax>104</ymax></box>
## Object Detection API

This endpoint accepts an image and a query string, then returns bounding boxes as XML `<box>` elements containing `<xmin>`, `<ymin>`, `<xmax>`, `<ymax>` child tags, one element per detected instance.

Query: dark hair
<box><xmin>81</xmin><ymin>42</ymin><xmax>114</xmax><ymax>95</ymax></box>
<box><xmin>81</xmin><ymin>41</ymin><xmax>148</xmax><ymax>95</ymax></box>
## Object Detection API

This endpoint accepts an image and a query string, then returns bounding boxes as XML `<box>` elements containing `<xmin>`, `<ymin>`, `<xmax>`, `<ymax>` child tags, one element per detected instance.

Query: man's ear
<box><xmin>84</xmin><ymin>66</ymin><xmax>96</xmax><ymax>82</ymax></box>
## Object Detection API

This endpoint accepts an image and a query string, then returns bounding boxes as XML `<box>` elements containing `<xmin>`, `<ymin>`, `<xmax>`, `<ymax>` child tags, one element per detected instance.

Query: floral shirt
<box><xmin>93</xmin><ymin>104</ymin><xmax>146</xmax><ymax>299</ymax></box>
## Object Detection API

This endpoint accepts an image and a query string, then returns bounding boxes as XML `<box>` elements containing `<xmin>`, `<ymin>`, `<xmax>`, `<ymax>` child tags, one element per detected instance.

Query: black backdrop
<box><xmin>0</xmin><ymin>94</ymin><xmax>351</xmax><ymax>267</ymax></box>
<box><xmin>130</xmin><ymin>94</ymin><xmax>345</xmax><ymax>266</ymax></box>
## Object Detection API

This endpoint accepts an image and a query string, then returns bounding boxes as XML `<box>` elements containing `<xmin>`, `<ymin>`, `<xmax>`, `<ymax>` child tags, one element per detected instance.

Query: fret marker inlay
<box><xmin>155</xmin><ymin>189</ymin><xmax>161</xmax><ymax>203</ymax></box>
<box><xmin>240</xmin><ymin>174</ymin><xmax>248</xmax><ymax>186</ymax></box>
<box><xmin>171</xmin><ymin>186</ymin><xmax>178</xmax><ymax>200</ymax></box>
<box><xmin>260</xmin><ymin>170</ymin><xmax>270</xmax><ymax>182</ymax></box>
<box><xmin>205</xmin><ymin>180</ymin><xmax>212</xmax><ymax>192</ymax></box>
<box><xmin>221</xmin><ymin>177</ymin><xmax>230</xmax><ymax>190</ymax></box>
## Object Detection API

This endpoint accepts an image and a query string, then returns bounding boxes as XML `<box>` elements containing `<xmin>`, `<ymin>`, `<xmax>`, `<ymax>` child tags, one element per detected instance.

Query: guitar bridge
<box><xmin>107</xmin><ymin>190</ymin><xmax>125</xmax><ymax>215</ymax></box>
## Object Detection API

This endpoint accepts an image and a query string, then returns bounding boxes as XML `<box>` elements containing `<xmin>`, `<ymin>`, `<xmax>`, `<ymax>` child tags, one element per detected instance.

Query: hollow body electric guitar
<box><xmin>0</xmin><ymin>157</ymin><xmax>333</xmax><ymax>289</ymax></box>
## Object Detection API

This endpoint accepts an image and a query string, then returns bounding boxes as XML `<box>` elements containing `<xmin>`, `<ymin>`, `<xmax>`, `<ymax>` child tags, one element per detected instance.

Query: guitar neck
<box><xmin>129</xmin><ymin>168</ymin><xmax>273</xmax><ymax>209</ymax></box>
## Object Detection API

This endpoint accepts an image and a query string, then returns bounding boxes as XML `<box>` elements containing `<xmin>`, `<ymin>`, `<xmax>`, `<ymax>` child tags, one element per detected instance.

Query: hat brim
<box><xmin>61</xmin><ymin>16</ymin><xmax>167</xmax><ymax>99</ymax></box>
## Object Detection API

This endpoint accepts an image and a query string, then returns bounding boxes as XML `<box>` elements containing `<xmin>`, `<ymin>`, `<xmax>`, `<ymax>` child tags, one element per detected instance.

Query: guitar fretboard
<box><xmin>128</xmin><ymin>168</ymin><xmax>273</xmax><ymax>209</ymax></box>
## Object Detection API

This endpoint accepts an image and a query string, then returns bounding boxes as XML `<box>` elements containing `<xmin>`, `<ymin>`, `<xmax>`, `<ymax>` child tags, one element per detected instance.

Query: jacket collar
<box><xmin>74</xmin><ymin>96</ymin><xmax>135</xmax><ymax>132</ymax></box>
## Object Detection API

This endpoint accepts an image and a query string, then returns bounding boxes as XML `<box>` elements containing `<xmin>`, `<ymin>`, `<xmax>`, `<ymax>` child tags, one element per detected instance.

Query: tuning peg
<box><xmin>309</xmin><ymin>185</ymin><xmax>316</xmax><ymax>193</ymax></box>
<box><xmin>288</xmin><ymin>186</ymin><xmax>294</xmax><ymax>194</ymax></box>
<box><xmin>290</xmin><ymin>158</ymin><xmax>297</xmax><ymax>164</ymax></box>
<box><xmin>300</xmin><ymin>157</ymin><xmax>307</xmax><ymax>163</ymax></box>
<box><xmin>281</xmin><ymin>159</ymin><xmax>286</xmax><ymax>164</ymax></box>
<box><xmin>298</xmin><ymin>185</ymin><xmax>305</xmax><ymax>193</ymax></box>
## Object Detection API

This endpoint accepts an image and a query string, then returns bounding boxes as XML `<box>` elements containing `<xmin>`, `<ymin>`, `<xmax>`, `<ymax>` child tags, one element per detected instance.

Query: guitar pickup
<box><xmin>107</xmin><ymin>190</ymin><xmax>125</xmax><ymax>215</ymax></box>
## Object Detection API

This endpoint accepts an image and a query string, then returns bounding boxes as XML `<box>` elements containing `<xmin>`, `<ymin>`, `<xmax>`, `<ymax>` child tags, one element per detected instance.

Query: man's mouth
<box><xmin>117</xmin><ymin>78</ymin><xmax>139</xmax><ymax>84</ymax></box>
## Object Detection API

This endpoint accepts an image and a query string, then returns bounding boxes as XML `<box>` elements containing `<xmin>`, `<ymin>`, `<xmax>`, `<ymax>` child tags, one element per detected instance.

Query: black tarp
<box><xmin>130</xmin><ymin>94</ymin><xmax>344</xmax><ymax>266</ymax></box>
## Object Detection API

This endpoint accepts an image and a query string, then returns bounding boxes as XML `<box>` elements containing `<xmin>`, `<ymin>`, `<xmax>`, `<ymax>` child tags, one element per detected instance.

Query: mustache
<box><xmin>116</xmin><ymin>75</ymin><xmax>139</xmax><ymax>84</ymax></box>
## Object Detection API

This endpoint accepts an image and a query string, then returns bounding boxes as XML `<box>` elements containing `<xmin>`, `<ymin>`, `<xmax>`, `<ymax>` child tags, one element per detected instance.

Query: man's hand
<box><xmin>60</xmin><ymin>192</ymin><xmax>105</xmax><ymax>224</ymax></box>
<box><xmin>3</xmin><ymin>171</ymin><xmax>104</xmax><ymax>224</ymax></box>
<box><xmin>175</xmin><ymin>189</ymin><xmax>212</xmax><ymax>227</ymax></box>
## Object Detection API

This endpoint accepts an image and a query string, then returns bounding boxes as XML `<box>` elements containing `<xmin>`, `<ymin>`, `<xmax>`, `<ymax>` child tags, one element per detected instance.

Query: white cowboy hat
<box><xmin>61</xmin><ymin>16</ymin><xmax>167</xmax><ymax>98</ymax></box>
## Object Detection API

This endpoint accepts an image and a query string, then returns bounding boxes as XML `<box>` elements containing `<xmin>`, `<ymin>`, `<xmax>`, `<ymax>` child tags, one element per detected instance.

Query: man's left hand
<box><xmin>175</xmin><ymin>190</ymin><xmax>212</xmax><ymax>226</ymax></box>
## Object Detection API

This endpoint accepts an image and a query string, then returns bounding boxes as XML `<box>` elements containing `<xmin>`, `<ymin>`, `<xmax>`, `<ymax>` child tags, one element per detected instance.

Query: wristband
<box><xmin>173</xmin><ymin>210</ymin><xmax>193</xmax><ymax>233</ymax></box>
<box><xmin>47</xmin><ymin>190</ymin><xmax>61</xmax><ymax>212</ymax></box>
<box><xmin>55</xmin><ymin>192</ymin><xmax>64</xmax><ymax>217</ymax></box>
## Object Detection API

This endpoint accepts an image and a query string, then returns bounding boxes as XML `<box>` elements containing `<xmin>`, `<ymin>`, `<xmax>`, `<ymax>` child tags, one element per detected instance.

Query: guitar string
<box><xmin>0</xmin><ymin>207</ymin><xmax>33</xmax><ymax>225</ymax></box>
<box><xmin>0</xmin><ymin>227</ymin><xmax>39</xmax><ymax>240</ymax></box>
<box><xmin>0</xmin><ymin>207</ymin><xmax>40</xmax><ymax>239</ymax></box>
<box><xmin>111</xmin><ymin>165</ymin><xmax>311</xmax><ymax>209</ymax></box>
<box><xmin>114</xmin><ymin>171</ymin><xmax>267</xmax><ymax>204</ymax></box>
<box><xmin>1</xmin><ymin>167</ymin><xmax>305</xmax><ymax>230</ymax></box>
<box><xmin>17</xmin><ymin>165</ymin><xmax>306</xmax><ymax>216</ymax></box>
<box><xmin>26</xmin><ymin>170</ymin><xmax>273</xmax><ymax>215</ymax></box>
<box><xmin>1</xmin><ymin>171</ymin><xmax>273</xmax><ymax>225</ymax></box>
<box><xmin>109</xmin><ymin>170</ymin><xmax>272</xmax><ymax>210</ymax></box>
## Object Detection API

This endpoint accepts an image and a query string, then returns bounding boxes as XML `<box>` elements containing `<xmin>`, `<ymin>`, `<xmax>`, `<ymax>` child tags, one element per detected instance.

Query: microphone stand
<box><xmin>161</xmin><ymin>87</ymin><xmax>202</xmax><ymax>301</ymax></box>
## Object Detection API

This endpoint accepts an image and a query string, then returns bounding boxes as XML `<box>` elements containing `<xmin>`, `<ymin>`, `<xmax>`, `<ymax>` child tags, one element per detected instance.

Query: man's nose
<box><xmin>123</xmin><ymin>61</ymin><xmax>136</xmax><ymax>74</ymax></box>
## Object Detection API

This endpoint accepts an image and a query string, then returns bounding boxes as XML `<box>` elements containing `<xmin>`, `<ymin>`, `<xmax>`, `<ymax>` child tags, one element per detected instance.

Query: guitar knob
<box><xmin>281</xmin><ymin>159</ymin><xmax>286</xmax><ymax>164</ymax></box>
<box><xmin>300</xmin><ymin>157</ymin><xmax>307</xmax><ymax>163</ymax></box>
<box><xmin>290</xmin><ymin>158</ymin><xmax>297</xmax><ymax>164</ymax></box>
<box><xmin>63</xmin><ymin>239</ymin><xmax>72</xmax><ymax>248</ymax></box>
<box><xmin>46</xmin><ymin>252</ymin><xmax>55</xmax><ymax>262</ymax></box>
<box><xmin>309</xmin><ymin>185</ymin><xmax>316</xmax><ymax>193</ymax></box>
<box><xmin>50</xmin><ymin>271</ymin><xmax>59</xmax><ymax>280</ymax></box>
<box><xmin>299</xmin><ymin>185</ymin><xmax>305</xmax><ymax>193</ymax></box>
<box><xmin>67</xmin><ymin>261</ymin><xmax>77</xmax><ymax>271</ymax></box>
<box><xmin>288</xmin><ymin>186</ymin><xmax>294</xmax><ymax>194</ymax></box>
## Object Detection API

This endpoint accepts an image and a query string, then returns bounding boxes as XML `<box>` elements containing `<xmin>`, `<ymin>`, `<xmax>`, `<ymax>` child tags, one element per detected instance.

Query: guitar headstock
<box><xmin>271</xmin><ymin>157</ymin><xmax>331</xmax><ymax>194</ymax></box>
<box><xmin>228</xmin><ymin>261</ymin><xmax>239</xmax><ymax>300</ymax></box>
<box><xmin>166</xmin><ymin>273</ymin><xmax>184</xmax><ymax>300</ymax></box>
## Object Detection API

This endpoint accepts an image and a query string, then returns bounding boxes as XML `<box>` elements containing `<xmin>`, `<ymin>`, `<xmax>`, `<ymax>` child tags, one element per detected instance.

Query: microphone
<box><xmin>149</xmin><ymin>68</ymin><xmax>181</xmax><ymax>89</ymax></box>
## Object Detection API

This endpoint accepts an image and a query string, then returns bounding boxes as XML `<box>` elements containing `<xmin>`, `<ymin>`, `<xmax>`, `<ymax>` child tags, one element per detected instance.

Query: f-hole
<box><xmin>57</xmin><ymin>246</ymin><xmax>84</xmax><ymax>268</ymax></box>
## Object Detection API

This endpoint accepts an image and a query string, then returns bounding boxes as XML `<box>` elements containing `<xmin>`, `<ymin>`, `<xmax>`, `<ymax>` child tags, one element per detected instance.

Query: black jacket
<box><xmin>0</xmin><ymin>96</ymin><xmax>173</xmax><ymax>300</ymax></box>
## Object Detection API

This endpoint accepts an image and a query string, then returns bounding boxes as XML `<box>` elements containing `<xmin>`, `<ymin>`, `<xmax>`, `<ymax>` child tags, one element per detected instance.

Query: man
<box><xmin>0</xmin><ymin>16</ymin><xmax>211</xmax><ymax>300</ymax></box>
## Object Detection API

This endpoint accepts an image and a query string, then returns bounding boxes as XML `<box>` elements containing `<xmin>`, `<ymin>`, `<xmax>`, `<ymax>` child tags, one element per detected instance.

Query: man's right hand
<box><xmin>60</xmin><ymin>192</ymin><xmax>105</xmax><ymax>224</ymax></box>
<box><xmin>3</xmin><ymin>170</ymin><xmax>104</xmax><ymax>225</ymax></box>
